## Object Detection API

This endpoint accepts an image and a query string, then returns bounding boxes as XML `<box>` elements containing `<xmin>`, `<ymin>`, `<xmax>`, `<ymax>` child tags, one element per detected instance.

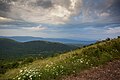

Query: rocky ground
<box><xmin>62</xmin><ymin>60</ymin><xmax>120</xmax><ymax>80</ymax></box>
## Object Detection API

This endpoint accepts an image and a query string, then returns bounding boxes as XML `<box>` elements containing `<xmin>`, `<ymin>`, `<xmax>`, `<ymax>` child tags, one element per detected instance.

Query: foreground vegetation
<box><xmin>0</xmin><ymin>37</ymin><xmax>120</xmax><ymax>80</ymax></box>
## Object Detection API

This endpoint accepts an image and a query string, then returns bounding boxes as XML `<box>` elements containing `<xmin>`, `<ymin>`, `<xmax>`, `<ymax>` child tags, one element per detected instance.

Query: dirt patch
<box><xmin>62</xmin><ymin>60</ymin><xmax>120</xmax><ymax>80</ymax></box>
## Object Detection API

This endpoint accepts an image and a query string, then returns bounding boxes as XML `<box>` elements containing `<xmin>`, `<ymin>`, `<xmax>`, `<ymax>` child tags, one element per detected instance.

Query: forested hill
<box><xmin>0</xmin><ymin>38</ymin><xmax>77</xmax><ymax>59</ymax></box>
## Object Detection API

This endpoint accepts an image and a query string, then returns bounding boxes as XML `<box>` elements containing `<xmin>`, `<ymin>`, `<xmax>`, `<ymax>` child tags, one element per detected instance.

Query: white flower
<box><xmin>20</xmin><ymin>70</ymin><xmax>23</xmax><ymax>73</ymax></box>
<box><xmin>26</xmin><ymin>73</ymin><xmax>29</xmax><ymax>76</ymax></box>
<box><xmin>80</xmin><ymin>60</ymin><xmax>83</xmax><ymax>63</ymax></box>
<box><xmin>86</xmin><ymin>62</ymin><xmax>89</xmax><ymax>64</ymax></box>
<box><xmin>45</xmin><ymin>64</ymin><xmax>49</xmax><ymax>67</ymax></box>
<box><xmin>73</xmin><ymin>71</ymin><xmax>75</xmax><ymax>73</ymax></box>
<box><xmin>29</xmin><ymin>75</ymin><xmax>33</xmax><ymax>78</ymax></box>
<box><xmin>18</xmin><ymin>77</ymin><xmax>21</xmax><ymax>80</ymax></box>
<box><xmin>60</xmin><ymin>65</ymin><xmax>64</xmax><ymax>68</ymax></box>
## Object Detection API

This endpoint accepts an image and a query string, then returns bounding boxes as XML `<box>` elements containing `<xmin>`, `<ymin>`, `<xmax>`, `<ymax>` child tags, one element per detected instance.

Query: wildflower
<box><xmin>45</xmin><ymin>64</ymin><xmax>49</xmax><ymax>67</ymax></box>
<box><xmin>86</xmin><ymin>61</ymin><xmax>89</xmax><ymax>64</ymax></box>
<box><xmin>53</xmin><ymin>67</ymin><xmax>56</xmax><ymax>69</ymax></box>
<box><xmin>26</xmin><ymin>73</ymin><xmax>29</xmax><ymax>76</ymax></box>
<box><xmin>29</xmin><ymin>75</ymin><xmax>33</xmax><ymax>78</ymax></box>
<box><xmin>18</xmin><ymin>77</ymin><xmax>21</xmax><ymax>80</ymax></box>
<box><xmin>56</xmin><ymin>73</ymin><xmax>59</xmax><ymax>76</ymax></box>
<box><xmin>60</xmin><ymin>65</ymin><xmax>64</xmax><ymax>68</ymax></box>
<box><xmin>73</xmin><ymin>70</ymin><xmax>75</xmax><ymax>73</ymax></box>
<box><xmin>23</xmin><ymin>76</ymin><xmax>26</xmax><ymax>78</ymax></box>
<box><xmin>80</xmin><ymin>60</ymin><xmax>83</xmax><ymax>63</ymax></box>
<box><xmin>91</xmin><ymin>64</ymin><xmax>93</xmax><ymax>66</ymax></box>
<box><xmin>40</xmin><ymin>73</ymin><xmax>42</xmax><ymax>75</ymax></box>
<box><xmin>20</xmin><ymin>70</ymin><xmax>23</xmax><ymax>73</ymax></box>
<box><xmin>56</xmin><ymin>66</ymin><xmax>59</xmax><ymax>68</ymax></box>
<box><xmin>50</xmin><ymin>62</ymin><xmax>54</xmax><ymax>65</ymax></box>
<box><xmin>30</xmin><ymin>77</ymin><xmax>32</xmax><ymax>80</ymax></box>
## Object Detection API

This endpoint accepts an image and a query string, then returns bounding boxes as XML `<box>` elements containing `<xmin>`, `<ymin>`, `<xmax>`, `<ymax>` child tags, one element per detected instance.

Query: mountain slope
<box><xmin>62</xmin><ymin>60</ymin><xmax>120</xmax><ymax>80</ymax></box>
<box><xmin>0</xmin><ymin>38</ymin><xmax>77</xmax><ymax>59</ymax></box>
<box><xmin>0</xmin><ymin>38</ymin><xmax>120</xmax><ymax>80</ymax></box>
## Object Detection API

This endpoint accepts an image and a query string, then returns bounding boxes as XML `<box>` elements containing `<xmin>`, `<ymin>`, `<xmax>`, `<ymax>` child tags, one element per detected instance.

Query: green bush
<box><xmin>0</xmin><ymin>66</ymin><xmax>7</xmax><ymax>74</ymax></box>
<box><xmin>100</xmin><ymin>52</ymin><xmax>113</xmax><ymax>64</ymax></box>
<box><xmin>21</xmin><ymin>57</ymin><xmax>34</xmax><ymax>64</ymax></box>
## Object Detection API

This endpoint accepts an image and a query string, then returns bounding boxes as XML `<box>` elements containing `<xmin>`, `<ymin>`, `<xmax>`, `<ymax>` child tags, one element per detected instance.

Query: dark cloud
<box><xmin>0</xmin><ymin>0</ymin><xmax>10</xmax><ymax>17</ymax></box>
<box><xmin>0</xmin><ymin>1</ymin><xmax>10</xmax><ymax>12</ymax></box>
<box><xmin>0</xmin><ymin>0</ymin><xmax>19</xmax><ymax>11</ymax></box>
<box><xmin>0</xmin><ymin>20</ymin><xmax>39</xmax><ymax>29</ymax></box>
<box><xmin>0</xmin><ymin>0</ymin><xmax>82</xmax><ymax>24</ymax></box>
<box><xmin>0</xmin><ymin>0</ymin><xmax>18</xmax><ymax>18</ymax></box>
<box><xmin>78</xmin><ymin>0</ymin><xmax>120</xmax><ymax>23</ymax></box>
<box><xmin>109</xmin><ymin>0</ymin><xmax>120</xmax><ymax>16</ymax></box>
<box><xmin>36</xmin><ymin>0</ymin><xmax>53</xmax><ymax>9</ymax></box>
<box><xmin>0</xmin><ymin>0</ymin><xmax>120</xmax><ymax>24</ymax></box>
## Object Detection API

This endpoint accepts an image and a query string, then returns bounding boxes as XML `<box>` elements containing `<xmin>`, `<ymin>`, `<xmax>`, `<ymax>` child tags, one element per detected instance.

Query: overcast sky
<box><xmin>0</xmin><ymin>0</ymin><xmax>120</xmax><ymax>40</ymax></box>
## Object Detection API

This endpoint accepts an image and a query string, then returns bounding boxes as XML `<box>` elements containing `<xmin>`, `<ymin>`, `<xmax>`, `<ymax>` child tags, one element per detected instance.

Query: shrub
<box><xmin>21</xmin><ymin>57</ymin><xmax>34</xmax><ymax>64</ymax></box>
<box><xmin>106</xmin><ymin>38</ymin><xmax>110</xmax><ymax>41</ymax></box>
<box><xmin>11</xmin><ymin>62</ymin><xmax>19</xmax><ymax>68</ymax></box>
<box><xmin>118</xmin><ymin>36</ymin><xmax>120</xmax><ymax>38</ymax></box>
<box><xmin>0</xmin><ymin>66</ymin><xmax>7</xmax><ymax>74</ymax></box>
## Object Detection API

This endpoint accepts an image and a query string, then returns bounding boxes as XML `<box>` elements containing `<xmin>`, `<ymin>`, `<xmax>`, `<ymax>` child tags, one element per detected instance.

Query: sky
<box><xmin>0</xmin><ymin>0</ymin><xmax>120</xmax><ymax>40</ymax></box>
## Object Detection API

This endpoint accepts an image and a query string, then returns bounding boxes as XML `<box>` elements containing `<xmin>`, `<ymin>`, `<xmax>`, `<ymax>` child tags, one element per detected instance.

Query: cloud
<box><xmin>0</xmin><ymin>0</ymin><xmax>10</xmax><ymax>12</ymax></box>
<box><xmin>106</xmin><ymin>27</ymin><xmax>120</xmax><ymax>34</ymax></box>
<box><xmin>22</xmin><ymin>25</ymin><xmax>46</xmax><ymax>31</ymax></box>
<box><xmin>98</xmin><ymin>12</ymin><xmax>110</xmax><ymax>17</ymax></box>
<box><xmin>36</xmin><ymin>0</ymin><xmax>53</xmax><ymax>9</ymax></box>
<box><xmin>0</xmin><ymin>0</ymin><xmax>120</xmax><ymax>40</ymax></box>
<box><xmin>74</xmin><ymin>0</ymin><xmax>120</xmax><ymax>23</ymax></box>
<box><xmin>0</xmin><ymin>0</ymin><xmax>120</xmax><ymax>24</ymax></box>
<box><xmin>0</xmin><ymin>16</ymin><xmax>13</xmax><ymax>21</ymax></box>
<box><xmin>0</xmin><ymin>0</ymin><xmax>82</xmax><ymax>24</ymax></box>
<box><xmin>0</xmin><ymin>20</ymin><xmax>40</xmax><ymax>29</ymax></box>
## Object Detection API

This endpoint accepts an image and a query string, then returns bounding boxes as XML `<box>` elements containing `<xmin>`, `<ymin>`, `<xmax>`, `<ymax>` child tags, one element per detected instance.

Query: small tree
<box><xmin>118</xmin><ymin>36</ymin><xmax>120</xmax><ymax>38</ymax></box>
<box><xmin>106</xmin><ymin>38</ymin><xmax>110</xmax><ymax>41</ymax></box>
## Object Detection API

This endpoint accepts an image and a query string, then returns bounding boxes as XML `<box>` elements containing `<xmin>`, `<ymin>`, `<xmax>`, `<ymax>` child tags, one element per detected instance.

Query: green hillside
<box><xmin>0</xmin><ymin>38</ymin><xmax>120</xmax><ymax>80</ymax></box>
<box><xmin>0</xmin><ymin>38</ymin><xmax>77</xmax><ymax>59</ymax></box>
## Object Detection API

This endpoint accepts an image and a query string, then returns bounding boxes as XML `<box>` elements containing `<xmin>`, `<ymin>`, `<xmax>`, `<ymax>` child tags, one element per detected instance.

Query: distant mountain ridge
<box><xmin>0</xmin><ymin>38</ymin><xmax>77</xmax><ymax>59</ymax></box>
<box><xmin>0</xmin><ymin>36</ymin><xmax>96</xmax><ymax>45</ymax></box>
